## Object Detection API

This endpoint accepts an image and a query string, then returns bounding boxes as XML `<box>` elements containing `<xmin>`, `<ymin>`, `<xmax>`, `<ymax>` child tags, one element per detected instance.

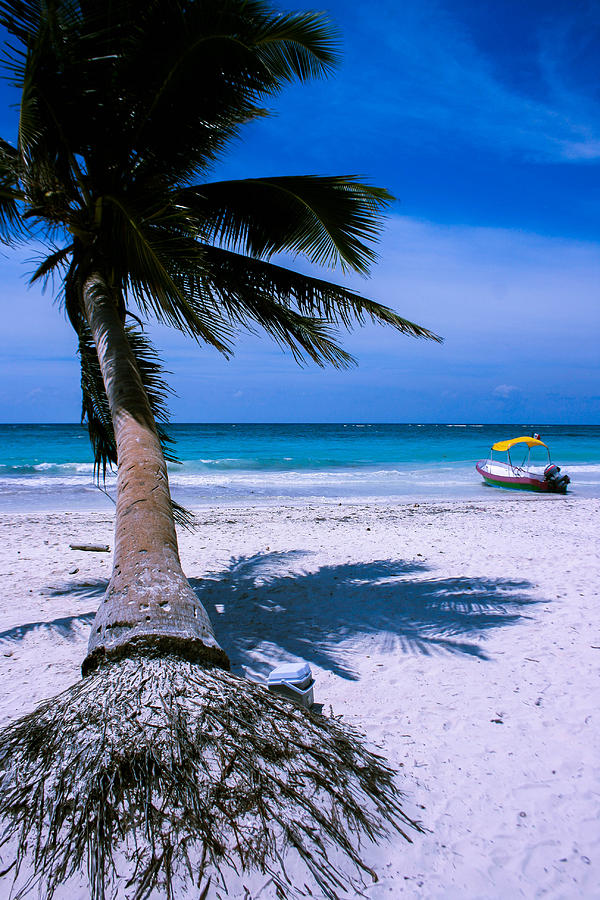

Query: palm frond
<box><xmin>0</xmin><ymin>137</ymin><xmax>20</xmax><ymax>169</ymax></box>
<box><xmin>233</xmin><ymin>297</ymin><xmax>356</xmax><ymax>368</ymax></box>
<box><xmin>0</xmin><ymin>0</ymin><xmax>44</xmax><ymax>45</ymax></box>
<box><xmin>197</xmin><ymin>244</ymin><xmax>442</xmax><ymax>346</ymax></box>
<box><xmin>101</xmin><ymin>194</ymin><xmax>233</xmax><ymax>352</ymax></box>
<box><xmin>250</xmin><ymin>8</ymin><xmax>340</xmax><ymax>81</ymax></box>
<box><xmin>0</xmin><ymin>137</ymin><xmax>25</xmax><ymax>242</ymax></box>
<box><xmin>181</xmin><ymin>175</ymin><xmax>393</xmax><ymax>275</ymax></box>
<box><xmin>107</xmin><ymin>2</ymin><xmax>337</xmax><ymax>184</ymax></box>
<box><xmin>2</xmin><ymin>2</ymin><xmax>89</xmax><ymax>230</ymax></box>
<box><xmin>28</xmin><ymin>243</ymin><xmax>73</xmax><ymax>285</ymax></box>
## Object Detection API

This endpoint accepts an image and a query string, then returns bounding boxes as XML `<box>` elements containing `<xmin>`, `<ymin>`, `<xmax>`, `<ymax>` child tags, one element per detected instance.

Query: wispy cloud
<box><xmin>340</xmin><ymin>214</ymin><xmax>600</xmax><ymax>345</ymax></box>
<box><xmin>493</xmin><ymin>385</ymin><xmax>519</xmax><ymax>399</ymax></box>
<box><xmin>344</xmin><ymin>0</ymin><xmax>600</xmax><ymax>162</ymax></box>
<box><xmin>1</xmin><ymin>216</ymin><xmax>598</xmax><ymax>424</ymax></box>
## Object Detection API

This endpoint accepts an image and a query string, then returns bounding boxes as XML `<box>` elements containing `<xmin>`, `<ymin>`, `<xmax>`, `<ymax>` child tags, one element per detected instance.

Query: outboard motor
<box><xmin>544</xmin><ymin>464</ymin><xmax>570</xmax><ymax>492</ymax></box>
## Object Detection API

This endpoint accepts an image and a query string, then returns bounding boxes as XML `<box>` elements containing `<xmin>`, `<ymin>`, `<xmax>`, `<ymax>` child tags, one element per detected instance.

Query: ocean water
<box><xmin>1</xmin><ymin>423</ymin><xmax>599</xmax><ymax>511</ymax></box>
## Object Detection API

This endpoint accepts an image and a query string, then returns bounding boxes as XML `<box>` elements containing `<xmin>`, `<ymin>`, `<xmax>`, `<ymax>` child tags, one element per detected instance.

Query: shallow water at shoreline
<box><xmin>1</xmin><ymin>422</ymin><xmax>599</xmax><ymax>510</ymax></box>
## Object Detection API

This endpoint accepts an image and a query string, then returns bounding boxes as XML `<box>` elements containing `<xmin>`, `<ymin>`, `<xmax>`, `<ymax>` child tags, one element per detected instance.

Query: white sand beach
<box><xmin>0</xmin><ymin>496</ymin><xmax>598</xmax><ymax>898</ymax></box>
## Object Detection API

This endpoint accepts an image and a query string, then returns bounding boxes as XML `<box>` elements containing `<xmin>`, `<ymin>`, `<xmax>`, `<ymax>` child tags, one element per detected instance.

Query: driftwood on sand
<box><xmin>69</xmin><ymin>544</ymin><xmax>110</xmax><ymax>552</ymax></box>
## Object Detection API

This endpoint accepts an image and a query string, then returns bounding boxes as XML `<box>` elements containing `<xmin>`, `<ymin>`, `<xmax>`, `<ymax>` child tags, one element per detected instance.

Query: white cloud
<box><xmin>339</xmin><ymin>214</ymin><xmax>600</xmax><ymax>349</ymax></box>
<box><xmin>1</xmin><ymin>216</ymin><xmax>599</xmax><ymax>423</ymax></box>
<box><xmin>493</xmin><ymin>384</ymin><xmax>519</xmax><ymax>399</ymax></box>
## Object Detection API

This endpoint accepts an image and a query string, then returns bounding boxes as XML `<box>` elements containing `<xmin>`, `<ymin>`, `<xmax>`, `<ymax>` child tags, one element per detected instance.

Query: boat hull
<box><xmin>476</xmin><ymin>461</ymin><xmax>566</xmax><ymax>493</ymax></box>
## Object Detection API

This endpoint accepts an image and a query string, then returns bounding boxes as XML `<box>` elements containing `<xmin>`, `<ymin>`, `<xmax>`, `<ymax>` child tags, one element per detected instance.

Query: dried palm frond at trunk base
<box><xmin>0</xmin><ymin>653</ymin><xmax>421</xmax><ymax>899</ymax></box>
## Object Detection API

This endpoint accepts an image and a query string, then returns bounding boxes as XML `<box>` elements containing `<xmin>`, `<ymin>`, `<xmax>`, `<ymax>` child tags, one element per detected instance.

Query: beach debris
<box><xmin>267</xmin><ymin>660</ymin><xmax>314</xmax><ymax>709</ymax></box>
<box><xmin>68</xmin><ymin>567</ymin><xmax>79</xmax><ymax>575</ymax></box>
<box><xmin>69</xmin><ymin>544</ymin><xmax>110</xmax><ymax>553</ymax></box>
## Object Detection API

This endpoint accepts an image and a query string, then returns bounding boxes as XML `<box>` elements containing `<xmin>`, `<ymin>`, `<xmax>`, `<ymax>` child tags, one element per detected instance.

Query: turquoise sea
<box><xmin>1</xmin><ymin>423</ymin><xmax>599</xmax><ymax>510</ymax></box>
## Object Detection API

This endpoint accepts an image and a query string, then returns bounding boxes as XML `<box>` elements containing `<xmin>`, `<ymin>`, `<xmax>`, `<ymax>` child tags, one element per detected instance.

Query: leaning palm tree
<box><xmin>0</xmin><ymin>1</ymin><xmax>436</xmax><ymax>897</ymax></box>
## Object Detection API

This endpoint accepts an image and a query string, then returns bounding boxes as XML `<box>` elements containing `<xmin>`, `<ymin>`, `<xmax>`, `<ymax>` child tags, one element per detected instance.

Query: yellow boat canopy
<box><xmin>492</xmin><ymin>436</ymin><xmax>548</xmax><ymax>452</ymax></box>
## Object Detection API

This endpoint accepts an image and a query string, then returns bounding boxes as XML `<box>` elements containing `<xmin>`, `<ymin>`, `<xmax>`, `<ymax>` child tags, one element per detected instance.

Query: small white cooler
<box><xmin>267</xmin><ymin>661</ymin><xmax>314</xmax><ymax>709</ymax></box>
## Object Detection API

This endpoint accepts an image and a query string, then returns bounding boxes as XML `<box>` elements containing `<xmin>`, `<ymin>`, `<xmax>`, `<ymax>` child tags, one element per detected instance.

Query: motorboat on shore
<box><xmin>476</xmin><ymin>435</ymin><xmax>570</xmax><ymax>493</ymax></box>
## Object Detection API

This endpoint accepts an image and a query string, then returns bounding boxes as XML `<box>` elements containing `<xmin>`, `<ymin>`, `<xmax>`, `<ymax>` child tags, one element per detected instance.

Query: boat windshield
<box><xmin>512</xmin><ymin>444</ymin><xmax>551</xmax><ymax>471</ymax></box>
<box><xmin>490</xmin><ymin>438</ymin><xmax>551</xmax><ymax>472</ymax></box>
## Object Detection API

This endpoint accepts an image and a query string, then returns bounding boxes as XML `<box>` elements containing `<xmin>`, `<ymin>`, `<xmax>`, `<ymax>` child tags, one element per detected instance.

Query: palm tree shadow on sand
<box><xmin>0</xmin><ymin>580</ymin><xmax>107</xmax><ymax>645</ymax></box>
<box><xmin>190</xmin><ymin>551</ymin><xmax>537</xmax><ymax>681</ymax></box>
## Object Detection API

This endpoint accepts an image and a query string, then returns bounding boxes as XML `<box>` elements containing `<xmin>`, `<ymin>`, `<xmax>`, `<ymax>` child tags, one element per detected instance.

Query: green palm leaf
<box><xmin>122</xmin><ymin>2</ymin><xmax>338</xmax><ymax>181</ymax></box>
<box><xmin>181</xmin><ymin>175</ymin><xmax>393</xmax><ymax>274</ymax></box>
<box><xmin>197</xmin><ymin>244</ymin><xmax>442</xmax><ymax>350</ymax></box>
<box><xmin>100</xmin><ymin>193</ymin><xmax>233</xmax><ymax>352</ymax></box>
<box><xmin>0</xmin><ymin>138</ymin><xmax>25</xmax><ymax>241</ymax></box>
<box><xmin>29</xmin><ymin>243</ymin><xmax>74</xmax><ymax>283</ymax></box>
<box><xmin>239</xmin><ymin>7</ymin><xmax>340</xmax><ymax>82</ymax></box>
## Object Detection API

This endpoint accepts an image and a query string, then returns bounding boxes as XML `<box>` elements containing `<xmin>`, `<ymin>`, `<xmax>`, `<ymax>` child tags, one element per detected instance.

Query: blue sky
<box><xmin>0</xmin><ymin>0</ymin><xmax>598</xmax><ymax>423</ymax></box>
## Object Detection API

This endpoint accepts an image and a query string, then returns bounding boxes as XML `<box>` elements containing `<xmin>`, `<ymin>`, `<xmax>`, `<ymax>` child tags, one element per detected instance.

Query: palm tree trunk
<box><xmin>81</xmin><ymin>272</ymin><xmax>229</xmax><ymax>675</ymax></box>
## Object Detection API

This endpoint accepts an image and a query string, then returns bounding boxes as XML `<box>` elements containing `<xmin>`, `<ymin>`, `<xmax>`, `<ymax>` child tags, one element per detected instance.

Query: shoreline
<box><xmin>2</xmin><ymin>423</ymin><xmax>599</xmax><ymax>514</ymax></box>
<box><xmin>1</xmin><ymin>481</ymin><xmax>598</xmax><ymax>517</ymax></box>
<box><xmin>0</xmin><ymin>498</ymin><xmax>598</xmax><ymax>897</ymax></box>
